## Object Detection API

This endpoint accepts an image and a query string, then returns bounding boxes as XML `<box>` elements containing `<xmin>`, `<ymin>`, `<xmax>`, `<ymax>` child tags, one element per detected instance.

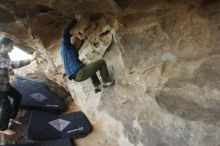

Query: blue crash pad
<box><xmin>28</xmin><ymin>110</ymin><xmax>93</xmax><ymax>140</ymax></box>
<box><xmin>14</xmin><ymin>75</ymin><xmax>63</xmax><ymax>112</ymax></box>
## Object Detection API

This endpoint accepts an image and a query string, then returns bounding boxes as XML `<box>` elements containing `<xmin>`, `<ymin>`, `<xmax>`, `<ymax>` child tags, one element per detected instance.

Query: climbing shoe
<box><xmin>103</xmin><ymin>80</ymin><xmax>115</xmax><ymax>88</ymax></box>
<box><xmin>95</xmin><ymin>84</ymin><xmax>102</xmax><ymax>93</ymax></box>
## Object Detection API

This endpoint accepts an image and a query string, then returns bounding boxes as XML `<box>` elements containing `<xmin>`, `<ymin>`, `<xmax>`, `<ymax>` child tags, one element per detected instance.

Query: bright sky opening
<box><xmin>8</xmin><ymin>47</ymin><xmax>32</xmax><ymax>61</ymax></box>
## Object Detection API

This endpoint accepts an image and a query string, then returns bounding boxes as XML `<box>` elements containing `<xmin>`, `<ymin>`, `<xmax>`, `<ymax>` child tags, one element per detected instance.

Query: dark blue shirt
<box><xmin>60</xmin><ymin>20</ymin><xmax>84</xmax><ymax>80</ymax></box>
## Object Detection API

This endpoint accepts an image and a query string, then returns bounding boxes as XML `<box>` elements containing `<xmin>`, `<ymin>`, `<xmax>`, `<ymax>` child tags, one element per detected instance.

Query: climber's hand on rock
<box><xmin>82</xmin><ymin>31</ymin><xmax>87</xmax><ymax>39</ymax></box>
<box><xmin>75</xmin><ymin>13</ymin><xmax>81</xmax><ymax>21</ymax></box>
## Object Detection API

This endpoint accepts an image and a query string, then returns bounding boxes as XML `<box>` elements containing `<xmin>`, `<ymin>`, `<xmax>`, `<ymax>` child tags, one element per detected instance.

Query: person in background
<box><xmin>60</xmin><ymin>14</ymin><xmax>115</xmax><ymax>93</ymax></box>
<box><xmin>0</xmin><ymin>37</ymin><xmax>38</xmax><ymax>135</ymax></box>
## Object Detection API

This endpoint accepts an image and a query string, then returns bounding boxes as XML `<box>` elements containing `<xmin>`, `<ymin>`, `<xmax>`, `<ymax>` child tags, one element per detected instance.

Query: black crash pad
<box><xmin>14</xmin><ymin>75</ymin><xmax>63</xmax><ymax>112</ymax></box>
<box><xmin>1</xmin><ymin>138</ymin><xmax>74</xmax><ymax>146</ymax></box>
<box><xmin>28</xmin><ymin>110</ymin><xmax>93</xmax><ymax>140</ymax></box>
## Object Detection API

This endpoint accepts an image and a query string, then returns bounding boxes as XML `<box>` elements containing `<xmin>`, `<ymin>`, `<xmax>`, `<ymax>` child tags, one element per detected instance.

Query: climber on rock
<box><xmin>0</xmin><ymin>37</ymin><xmax>38</xmax><ymax>136</ymax></box>
<box><xmin>60</xmin><ymin>14</ymin><xmax>115</xmax><ymax>93</ymax></box>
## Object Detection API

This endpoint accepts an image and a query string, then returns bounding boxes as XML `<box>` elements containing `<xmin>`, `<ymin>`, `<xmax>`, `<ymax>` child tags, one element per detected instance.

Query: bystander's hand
<box><xmin>30</xmin><ymin>51</ymin><xmax>40</xmax><ymax>62</ymax></box>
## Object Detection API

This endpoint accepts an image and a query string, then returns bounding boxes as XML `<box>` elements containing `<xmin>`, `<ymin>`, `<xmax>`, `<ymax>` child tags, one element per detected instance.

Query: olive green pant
<box><xmin>73</xmin><ymin>59</ymin><xmax>111</xmax><ymax>87</ymax></box>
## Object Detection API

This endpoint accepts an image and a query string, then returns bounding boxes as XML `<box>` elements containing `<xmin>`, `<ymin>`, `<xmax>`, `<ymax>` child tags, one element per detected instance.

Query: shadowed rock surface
<box><xmin>1</xmin><ymin>0</ymin><xmax>220</xmax><ymax>146</ymax></box>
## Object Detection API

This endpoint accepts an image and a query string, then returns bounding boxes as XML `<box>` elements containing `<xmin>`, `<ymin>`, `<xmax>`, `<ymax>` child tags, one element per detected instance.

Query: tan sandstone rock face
<box><xmin>1</xmin><ymin>0</ymin><xmax>220</xmax><ymax>146</ymax></box>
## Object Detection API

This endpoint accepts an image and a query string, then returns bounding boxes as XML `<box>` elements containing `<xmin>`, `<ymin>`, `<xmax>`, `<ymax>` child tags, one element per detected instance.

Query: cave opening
<box><xmin>8</xmin><ymin>47</ymin><xmax>32</xmax><ymax>61</ymax></box>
